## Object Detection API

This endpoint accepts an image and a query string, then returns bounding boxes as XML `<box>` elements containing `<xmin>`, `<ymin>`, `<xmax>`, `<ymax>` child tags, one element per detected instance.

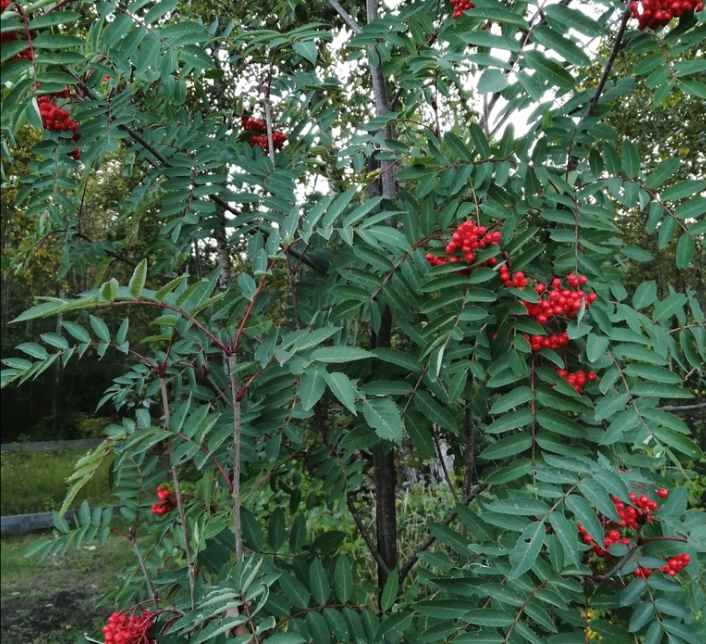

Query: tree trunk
<box><xmin>366</xmin><ymin>0</ymin><xmax>398</xmax><ymax>593</ymax></box>
<box><xmin>372</xmin><ymin>307</ymin><xmax>397</xmax><ymax>590</ymax></box>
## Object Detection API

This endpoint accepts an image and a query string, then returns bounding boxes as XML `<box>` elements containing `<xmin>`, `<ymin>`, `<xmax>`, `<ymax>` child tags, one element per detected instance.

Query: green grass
<box><xmin>1</xmin><ymin>448</ymin><xmax>114</xmax><ymax>516</ymax></box>
<box><xmin>1</xmin><ymin>531</ymin><xmax>134</xmax><ymax>644</ymax></box>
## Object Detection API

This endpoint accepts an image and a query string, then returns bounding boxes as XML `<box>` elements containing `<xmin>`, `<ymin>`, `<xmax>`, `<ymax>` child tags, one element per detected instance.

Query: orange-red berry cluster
<box><xmin>241</xmin><ymin>114</ymin><xmax>287</xmax><ymax>151</ymax></box>
<box><xmin>525</xmin><ymin>331</ymin><xmax>570</xmax><ymax>352</ymax></box>
<box><xmin>37</xmin><ymin>88</ymin><xmax>81</xmax><ymax>159</ymax></box>
<box><xmin>151</xmin><ymin>485</ymin><xmax>173</xmax><ymax>515</ymax></box>
<box><xmin>634</xmin><ymin>553</ymin><xmax>690</xmax><ymax>579</ymax></box>
<box><xmin>555</xmin><ymin>368</ymin><xmax>597</xmax><ymax>393</ymax></box>
<box><xmin>579</xmin><ymin>525</ymin><xmax>631</xmax><ymax>558</ymax></box>
<box><xmin>1</xmin><ymin>1</ymin><xmax>33</xmax><ymax>60</ymax></box>
<box><xmin>522</xmin><ymin>275</ymin><xmax>597</xmax><ymax>326</ymax></box>
<box><xmin>499</xmin><ymin>267</ymin><xmax>528</xmax><ymax>289</ymax></box>
<box><xmin>451</xmin><ymin>0</ymin><xmax>474</xmax><ymax>19</ymax></box>
<box><xmin>425</xmin><ymin>221</ymin><xmax>502</xmax><ymax>267</ymax></box>
<box><xmin>578</xmin><ymin>488</ymin><xmax>689</xmax><ymax>579</ymax></box>
<box><xmin>102</xmin><ymin>610</ymin><xmax>156</xmax><ymax>644</ymax></box>
<box><xmin>628</xmin><ymin>0</ymin><xmax>703</xmax><ymax>30</ymax></box>
<box><xmin>616</xmin><ymin>491</ymin><xmax>659</xmax><ymax>528</ymax></box>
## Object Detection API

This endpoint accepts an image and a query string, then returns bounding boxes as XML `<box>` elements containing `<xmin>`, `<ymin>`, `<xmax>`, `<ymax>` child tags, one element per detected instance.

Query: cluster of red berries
<box><xmin>241</xmin><ymin>114</ymin><xmax>287</xmax><ymax>151</ymax></box>
<box><xmin>634</xmin><ymin>553</ymin><xmax>691</xmax><ymax>578</ymax></box>
<box><xmin>499</xmin><ymin>267</ymin><xmax>529</xmax><ymax>289</ymax></box>
<box><xmin>1</xmin><ymin>1</ymin><xmax>33</xmax><ymax>60</ymax></box>
<box><xmin>37</xmin><ymin>88</ymin><xmax>81</xmax><ymax>159</ymax></box>
<box><xmin>524</xmin><ymin>331</ymin><xmax>570</xmax><ymax>352</ymax></box>
<box><xmin>555</xmin><ymin>368</ymin><xmax>597</xmax><ymax>393</ymax></box>
<box><xmin>579</xmin><ymin>488</ymin><xmax>690</xmax><ymax>579</ymax></box>
<box><xmin>628</xmin><ymin>0</ymin><xmax>703</xmax><ymax>31</ymax></box>
<box><xmin>102</xmin><ymin>610</ymin><xmax>156</xmax><ymax>644</ymax></box>
<box><xmin>615</xmin><ymin>491</ymin><xmax>660</xmax><ymax>528</ymax></box>
<box><xmin>522</xmin><ymin>275</ymin><xmax>597</xmax><ymax>326</ymax></box>
<box><xmin>425</xmin><ymin>221</ymin><xmax>502</xmax><ymax>267</ymax></box>
<box><xmin>151</xmin><ymin>486</ymin><xmax>174</xmax><ymax>515</ymax></box>
<box><xmin>451</xmin><ymin>0</ymin><xmax>474</xmax><ymax>19</ymax></box>
<box><xmin>579</xmin><ymin>525</ymin><xmax>631</xmax><ymax>558</ymax></box>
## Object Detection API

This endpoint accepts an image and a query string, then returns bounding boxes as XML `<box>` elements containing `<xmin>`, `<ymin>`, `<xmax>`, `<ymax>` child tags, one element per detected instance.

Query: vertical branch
<box><xmin>160</xmin><ymin>378</ymin><xmax>196</xmax><ymax>609</ymax></box>
<box><xmin>371</xmin><ymin>309</ymin><xmax>398</xmax><ymax>593</ymax></box>
<box><xmin>366</xmin><ymin>0</ymin><xmax>397</xmax><ymax>210</ymax></box>
<box><xmin>366</xmin><ymin>0</ymin><xmax>399</xmax><ymax>595</ymax></box>
<box><xmin>347</xmin><ymin>495</ymin><xmax>391</xmax><ymax>577</ymax></box>
<box><xmin>228</xmin><ymin>354</ymin><xmax>243</xmax><ymax>561</ymax></box>
<box><xmin>128</xmin><ymin>527</ymin><xmax>157</xmax><ymax>600</ymax></box>
<box><xmin>264</xmin><ymin>92</ymin><xmax>276</xmax><ymax>164</ymax></box>
<box><xmin>431</xmin><ymin>425</ymin><xmax>458</xmax><ymax>502</ymax></box>
<box><xmin>463</xmin><ymin>404</ymin><xmax>474</xmax><ymax>497</ymax></box>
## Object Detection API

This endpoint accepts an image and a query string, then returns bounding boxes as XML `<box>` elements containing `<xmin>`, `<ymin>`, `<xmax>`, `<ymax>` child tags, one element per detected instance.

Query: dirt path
<box><xmin>1</xmin><ymin>532</ymin><xmax>134</xmax><ymax>644</ymax></box>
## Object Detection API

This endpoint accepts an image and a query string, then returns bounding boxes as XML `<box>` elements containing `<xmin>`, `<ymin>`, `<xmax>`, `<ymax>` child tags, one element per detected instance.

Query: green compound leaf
<box><xmin>509</xmin><ymin>520</ymin><xmax>546</xmax><ymax>578</ymax></box>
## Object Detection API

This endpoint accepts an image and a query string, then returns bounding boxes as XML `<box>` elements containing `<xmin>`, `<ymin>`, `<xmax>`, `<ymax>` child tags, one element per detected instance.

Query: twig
<box><xmin>346</xmin><ymin>495</ymin><xmax>390</xmax><ymax>576</ymax></box>
<box><xmin>658</xmin><ymin>402</ymin><xmax>706</xmax><ymax>412</ymax></box>
<box><xmin>585</xmin><ymin>8</ymin><xmax>631</xmax><ymax>118</ymax></box>
<box><xmin>160</xmin><ymin>378</ymin><xmax>196</xmax><ymax>609</ymax></box>
<box><xmin>128</xmin><ymin>528</ymin><xmax>157</xmax><ymax>600</ymax></box>
<box><xmin>502</xmin><ymin>581</ymin><xmax>548</xmax><ymax>644</ymax></box>
<box><xmin>566</xmin><ymin>8</ymin><xmax>631</xmax><ymax>172</ymax></box>
<box><xmin>398</xmin><ymin>481</ymin><xmax>487</xmax><ymax>582</ymax></box>
<box><xmin>431</xmin><ymin>425</ymin><xmax>459</xmax><ymax>503</ymax></box>
<box><xmin>327</xmin><ymin>0</ymin><xmax>362</xmax><ymax>34</ymax></box>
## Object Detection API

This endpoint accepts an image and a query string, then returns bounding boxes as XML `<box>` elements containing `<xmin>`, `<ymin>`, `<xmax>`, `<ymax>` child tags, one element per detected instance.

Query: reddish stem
<box><xmin>232</xmin><ymin>260</ymin><xmax>277</xmax><ymax>351</ymax></box>
<box><xmin>639</xmin><ymin>536</ymin><xmax>688</xmax><ymax>545</ymax></box>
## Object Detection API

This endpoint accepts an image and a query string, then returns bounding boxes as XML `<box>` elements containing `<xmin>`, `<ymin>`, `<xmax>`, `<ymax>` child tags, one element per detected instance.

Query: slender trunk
<box><xmin>371</xmin><ymin>308</ymin><xmax>397</xmax><ymax>591</ymax></box>
<box><xmin>366</xmin><ymin>0</ymin><xmax>398</xmax><ymax>594</ymax></box>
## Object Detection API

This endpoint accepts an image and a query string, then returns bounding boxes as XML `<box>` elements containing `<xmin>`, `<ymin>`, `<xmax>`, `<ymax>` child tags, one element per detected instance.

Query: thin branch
<box><xmin>263</xmin><ymin>53</ymin><xmax>277</xmax><ymax>164</ymax></box>
<box><xmin>431</xmin><ymin>425</ymin><xmax>459</xmax><ymax>503</ymax></box>
<box><xmin>399</xmin><ymin>481</ymin><xmax>487</xmax><ymax>582</ymax></box>
<box><xmin>346</xmin><ymin>495</ymin><xmax>390</xmax><ymax>576</ymax></box>
<box><xmin>161</xmin><ymin>378</ymin><xmax>195</xmax><ymax>609</ymax></box>
<box><xmin>502</xmin><ymin>581</ymin><xmax>548</xmax><ymax>644</ymax></box>
<box><xmin>566</xmin><ymin>7</ymin><xmax>631</xmax><ymax>171</ymax></box>
<box><xmin>658</xmin><ymin>402</ymin><xmax>706</xmax><ymax>412</ymax></box>
<box><xmin>74</xmin><ymin>232</ymin><xmax>139</xmax><ymax>269</ymax></box>
<box><xmin>229</xmin><ymin>355</ymin><xmax>244</xmax><ymax>561</ymax></box>
<box><xmin>327</xmin><ymin>0</ymin><xmax>362</xmax><ymax>34</ymax></box>
<box><xmin>128</xmin><ymin>528</ymin><xmax>157</xmax><ymax>600</ymax></box>
<box><xmin>585</xmin><ymin>8</ymin><xmax>631</xmax><ymax>119</ymax></box>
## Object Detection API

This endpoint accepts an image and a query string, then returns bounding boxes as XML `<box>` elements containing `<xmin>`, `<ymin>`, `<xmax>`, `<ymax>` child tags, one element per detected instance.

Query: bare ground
<box><xmin>1</xmin><ymin>532</ymin><xmax>134</xmax><ymax>644</ymax></box>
